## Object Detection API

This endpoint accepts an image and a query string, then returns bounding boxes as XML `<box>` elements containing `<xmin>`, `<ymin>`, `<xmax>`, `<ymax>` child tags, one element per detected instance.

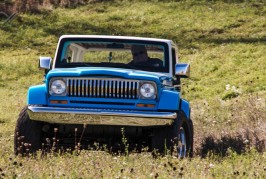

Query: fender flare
<box><xmin>27</xmin><ymin>84</ymin><xmax>47</xmax><ymax>105</ymax></box>
<box><xmin>179</xmin><ymin>99</ymin><xmax>190</xmax><ymax>120</ymax></box>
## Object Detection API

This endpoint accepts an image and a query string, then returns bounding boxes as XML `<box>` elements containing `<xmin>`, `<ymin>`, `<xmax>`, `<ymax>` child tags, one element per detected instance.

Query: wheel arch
<box><xmin>179</xmin><ymin>99</ymin><xmax>190</xmax><ymax>120</ymax></box>
<box><xmin>27</xmin><ymin>84</ymin><xmax>47</xmax><ymax>105</ymax></box>
<box><xmin>178</xmin><ymin>110</ymin><xmax>193</xmax><ymax>157</ymax></box>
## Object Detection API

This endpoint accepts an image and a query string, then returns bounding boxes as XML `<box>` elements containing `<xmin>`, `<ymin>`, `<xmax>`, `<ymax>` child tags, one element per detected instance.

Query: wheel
<box><xmin>171</xmin><ymin>115</ymin><xmax>193</xmax><ymax>158</ymax></box>
<box><xmin>151</xmin><ymin>112</ymin><xmax>193</xmax><ymax>158</ymax></box>
<box><xmin>14</xmin><ymin>106</ymin><xmax>42</xmax><ymax>155</ymax></box>
<box><xmin>177</xmin><ymin>126</ymin><xmax>187</xmax><ymax>158</ymax></box>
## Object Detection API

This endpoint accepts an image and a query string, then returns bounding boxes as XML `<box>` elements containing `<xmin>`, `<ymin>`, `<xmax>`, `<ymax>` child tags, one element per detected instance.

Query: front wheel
<box><xmin>177</xmin><ymin>127</ymin><xmax>187</xmax><ymax>158</ymax></box>
<box><xmin>14</xmin><ymin>106</ymin><xmax>42</xmax><ymax>155</ymax></box>
<box><xmin>151</xmin><ymin>114</ymin><xmax>193</xmax><ymax>158</ymax></box>
<box><xmin>172</xmin><ymin>117</ymin><xmax>193</xmax><ymax>158</ymax></box>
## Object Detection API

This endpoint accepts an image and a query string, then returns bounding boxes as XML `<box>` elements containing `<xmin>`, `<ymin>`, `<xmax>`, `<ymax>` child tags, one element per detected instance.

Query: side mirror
<box><xmin>175</xmin><ymin>63</ymin><xmax>190</xmax><ymax>78</ymax></box>
<box><xmin>39</xmin><ymin>57</ymin><xmax>52</xmax><ymax>70</ymax></box>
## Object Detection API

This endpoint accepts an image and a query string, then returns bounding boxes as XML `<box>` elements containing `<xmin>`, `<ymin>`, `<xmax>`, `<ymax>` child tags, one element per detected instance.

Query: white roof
<box><xmin>59</xmin><ymin>35</ymin><xmax>173</xmax><ymax>44</ymax></box>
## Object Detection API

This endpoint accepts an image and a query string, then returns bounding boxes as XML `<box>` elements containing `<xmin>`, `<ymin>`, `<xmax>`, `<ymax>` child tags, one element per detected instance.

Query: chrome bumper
<box><xmin>27</xmin><ymin>106</ymin><xmax>176</xmax><ymax>126</ymax></box>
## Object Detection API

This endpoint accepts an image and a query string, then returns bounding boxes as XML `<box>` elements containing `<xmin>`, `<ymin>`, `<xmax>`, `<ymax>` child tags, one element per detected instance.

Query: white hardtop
<box><xmin>53</xmin><ymin>35</ymin><xmax>177</xmax><ymax>77</ymax></box>
<box><xmin>59</xmin><ymin>35</ymin><xmax>174</xmax><ymax>44</ymax></box>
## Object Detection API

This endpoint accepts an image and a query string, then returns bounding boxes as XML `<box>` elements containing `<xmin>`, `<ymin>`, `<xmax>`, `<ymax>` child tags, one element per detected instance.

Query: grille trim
<box><xmin>67</xmin><ymin>78</ymin><xmax>140</xmax><ymax>99</ymax></box>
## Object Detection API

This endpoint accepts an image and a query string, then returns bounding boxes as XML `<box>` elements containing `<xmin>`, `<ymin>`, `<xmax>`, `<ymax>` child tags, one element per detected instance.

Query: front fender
<box><xmin>180</xmin><ymin>99</ymin><xmax>190</xmax><ymax>119</ymax></box>
<box><xmin>27</xmin><ymin>84</ymin><xmax>47</xmax><ymax>105</ymax></box>
<box><xmin>158</xmin><ymin>90</ymin><xmax>180</xmax><ymax>110</ymax></box>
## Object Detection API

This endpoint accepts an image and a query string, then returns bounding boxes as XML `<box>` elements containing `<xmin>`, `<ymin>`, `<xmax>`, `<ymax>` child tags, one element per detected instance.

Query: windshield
<box><xmin>55</xmin><ymin>38</ymin><xmax>169</xmax><ymax>73</ymax></box>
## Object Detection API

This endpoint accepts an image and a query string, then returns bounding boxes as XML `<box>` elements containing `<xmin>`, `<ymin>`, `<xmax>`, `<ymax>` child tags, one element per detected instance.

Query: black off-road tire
<box><xmin>14</xmin><ymin>106</ymin><xmax>42</xmax><ymax>155</ymax></box>
<box><xmin>171</xmin><ymin>116</ymin><xmax>193</xmax><ymax>158</ymax></box>
<box><xmin>151</xmin><ymin>112</ymin><xmax>193</xmax><ymax>158</ymax></box>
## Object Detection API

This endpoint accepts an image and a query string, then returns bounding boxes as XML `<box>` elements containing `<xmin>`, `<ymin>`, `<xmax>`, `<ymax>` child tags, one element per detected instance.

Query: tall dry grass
<box><xmin>1</xmin><ymin>0</ymin><xmax>105</xmax><ymax>14</ymax></box>
<box><xmin>193</xmin><ymin>94</ymin><xmax>266</xmax><ymax>157</ymax></box>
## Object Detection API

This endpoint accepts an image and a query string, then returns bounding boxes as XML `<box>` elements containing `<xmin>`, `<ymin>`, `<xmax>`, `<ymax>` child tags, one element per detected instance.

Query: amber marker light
<box><xmin>50</xmin><ymin>100</ymin><xmax>68</xmax><ymax>104</ymax></box>
<box><xmin>136</xmin><ymin>103</ymin><xmax>155</xmax><ymax>108</ymax></box>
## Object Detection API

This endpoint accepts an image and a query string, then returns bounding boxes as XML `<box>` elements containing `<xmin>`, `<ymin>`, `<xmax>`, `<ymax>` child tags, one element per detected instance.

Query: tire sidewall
<box><xmin>172</xmin><ymin>111</ymin><xmax>193</xmax><ymax>158</ymax></box>
<box><xmin>14</xmin><ymin>106</ymin><xmax>42</xmax><ymax>155</ymax></box>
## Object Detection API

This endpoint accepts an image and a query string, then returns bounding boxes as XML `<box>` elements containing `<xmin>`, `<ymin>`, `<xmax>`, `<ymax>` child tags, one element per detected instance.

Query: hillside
<box><xmin>0</xmin><ymin>1</ymin><xmax>266</xmax><ymax>178</ymax></box>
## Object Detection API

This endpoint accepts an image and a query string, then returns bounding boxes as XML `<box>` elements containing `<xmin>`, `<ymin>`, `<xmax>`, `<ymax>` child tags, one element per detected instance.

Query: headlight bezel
<box><xmin>139</xmin><ymin>81</ymin><xmax>157</xmax><ymax>100</ymax></box>
<box><xmin>49</xmin><ymin>78</ymin><xmax>67</xmax><ymax>96</ymax></box>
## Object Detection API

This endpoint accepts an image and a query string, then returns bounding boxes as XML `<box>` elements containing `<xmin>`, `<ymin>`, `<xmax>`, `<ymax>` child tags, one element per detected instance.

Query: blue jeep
<box><xmin>14</xmin><ymin>35</ymin><xmax>193</xmax><ymax>157</ymax></box>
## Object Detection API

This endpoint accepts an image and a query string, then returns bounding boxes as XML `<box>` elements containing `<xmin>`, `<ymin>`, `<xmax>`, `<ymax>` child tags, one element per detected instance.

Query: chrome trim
<box><xmin>27</xmin><ymin>106</ymin><xmax>175</xmax><ymax>126</ymax></box>
<box><xmin>138</xmin><ymin>81</ymin><xmax>157</xmax><ymax>100</ymax></box>
<box><xmin>74</xmin><ymin>79</ymin><xmax>77</xmax><ymax>96</ymax></box>
<box><xmin>89</xmin><ymin>80</ymin><xmax>92</xmax><ymax>97</ymax></box>
<box><xmin>136</xmin><ymin>82</ymin><xmax>139</xmax><ymax>98</ymax></box>
<box><xmin>132</xmin><ymin>82</ymin><xmax>135</xmax><ymax>99</ymax></box>
<box><xmin>81</xmin><ymin>79</ymin><xmax>84</xmax><ymax>97</ymax></box>
<box><xmin>67</xmin><ymin>78</ymin><xmax>141</xmax><ymax>99</ymax></box>
<box><xmin>97</xmin><ymin>80</ymin><xmax>100</xmax><ymax>97</ymax></box>
<box><xmin>94</xmin><ymin>80</ymin><xmax>96</xmax><ymax>97</ymax></box>
<box><xmin>109</xmin><ymin>80</ymin><xmax>112</xmax><ymax>97</ymax></box>
<box><xmin>49</xmin><ymin>78</ymin><xmax>67</xmax><ymax>96</ymax></box>
<box><xmin>39</xmin><ymin>57</ymin><xmax>52</xmax><ymax>70</ymax></box>
<box><xmin>121</xmin><ymin>81</ymin><xmax>124</xmax><ymax>98</ymax></box>
<box><xmin>125</xmin><ymin>81</ymin><xmax>127</xmax><ymax>98</ymax></box>
<box><xmin>105</xmin><ymin>80</ymin><xmax>107</xmax><ymax>97</ymax></box>
<box><xmin>78</xmin><ymin>80</ymin><xmax>81</xmax><ymax>96</ymax></box>
<box><xmin>117</xmin><ymin>81</ymin><xmax>120</xmax><ymax>98</ymax></box>
<box><xmin>113</xmin><ymin>80</ymin><xmax>116</xmax><ymax>98</ymax></box>
<box><xmin>175</xmin><ymin>63</ymin><xmax>190</xmax><ymax>78</ymax></box>
<box><xmin>128</xmin><ymin>82</ymin><xmax>131</xmax><ymax>98</ymax></box>
<box><xmin>101</xmin><ymin>80</ymin><xmax>104</xmax><ymax>97</ymax></box>
<box><xmin>86</xmin><ymin>80</ymin><xmax>89</xmax><ymax>97</ymax></box>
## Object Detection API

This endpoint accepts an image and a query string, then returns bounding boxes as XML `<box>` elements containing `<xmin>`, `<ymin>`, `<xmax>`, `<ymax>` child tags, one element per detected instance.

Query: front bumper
<box><xmin>27</xmin><ymin>106</ymin><xmax>176</xmax><ymax>126</ymax></box>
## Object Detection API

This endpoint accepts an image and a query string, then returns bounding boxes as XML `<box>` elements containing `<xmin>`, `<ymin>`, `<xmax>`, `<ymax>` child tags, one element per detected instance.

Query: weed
<box><xmin>121</xmin><ymin>128</ymin><xmax>129</xmax><ymax>156</ymax></box>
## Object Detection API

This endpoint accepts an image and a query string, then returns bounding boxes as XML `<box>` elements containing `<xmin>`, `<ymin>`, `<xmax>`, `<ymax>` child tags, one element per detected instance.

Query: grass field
<box><xmin>0</xmin><ymin>0</ymin><xmax>266</xmax><ymax>178</ymax></box>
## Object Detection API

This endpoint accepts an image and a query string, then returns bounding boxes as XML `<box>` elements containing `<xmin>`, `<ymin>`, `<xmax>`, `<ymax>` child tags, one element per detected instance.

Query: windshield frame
<box><xmin>54</xmin><ymin>37</ymin><xmax>170</xmax><ymax>73</ymax></box>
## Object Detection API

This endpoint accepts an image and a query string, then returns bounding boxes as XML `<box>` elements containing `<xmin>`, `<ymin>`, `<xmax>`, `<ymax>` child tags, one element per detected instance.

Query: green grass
<box><xmin>0</xmin><ymin>148</ymin><xmax>265</xmax><ymax>178</ymax></box>
<box><xmin>0</xmin><ymin>0</ymin><xmax>265</xmax><ymax>178</ymax></box>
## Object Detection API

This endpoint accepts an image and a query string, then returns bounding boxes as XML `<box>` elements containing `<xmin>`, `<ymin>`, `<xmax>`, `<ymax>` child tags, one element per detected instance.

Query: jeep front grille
<box><xmin>67</xmin><ymin>78</ymin><xmax>139</xmax><ymax>99</ymax></box>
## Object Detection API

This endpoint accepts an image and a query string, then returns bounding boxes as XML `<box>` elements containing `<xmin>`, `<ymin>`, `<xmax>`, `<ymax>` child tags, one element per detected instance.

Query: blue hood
<box><xmin>46</xmin><ymin>67</ymin><xmax>168</xmax><ymax>84</ymax></box>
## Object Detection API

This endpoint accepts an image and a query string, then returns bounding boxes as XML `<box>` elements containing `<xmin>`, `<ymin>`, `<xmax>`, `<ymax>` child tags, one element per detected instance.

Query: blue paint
<box><xmin>27</xmin><ymin>84</ymin><xmax>47</xmax><ymax>105</ymax></box>
<box><xmin>46</xmin><ymin>67</ymin><xmax>168</xmax><ymax>84</ymax></box>
<box><xmin>158</xmin><ymin>90</ymin><xmax>180</xmax><ymax>110</ymax></box>
<box><xmin>180</xmin><ymin>99</ymin><xmax>190</xmax><ymax>119</ymax></box>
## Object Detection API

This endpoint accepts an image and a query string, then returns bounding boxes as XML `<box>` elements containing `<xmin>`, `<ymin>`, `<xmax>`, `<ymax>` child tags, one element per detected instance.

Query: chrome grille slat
<box><xmin>93</xmin><ymin>80</ymin><xmax>96</xmax><ymax>97</ymax></box>
<box><xmin>81</xmin><ymin>80</ymin><xmax>84</xmax><ymax>97</ymax></box>
<box><xmin>78</xmin><ymin>80</ymin><xmax>81</xmax><ymax>96</ymax></box>
<box><xmin>109</xmin><ymin>80</ymin><xmax>112</xmax><ymax>97</ymax></box>
<box><xmin>67</xmin><ymin>78</ymin><xmax>140</xmax><ymax>99</ymax></box>
<box><xmin>97</xmin><ymin>80</ymin><xmax>99</xmax><ymax>97</ymax></box>
<box><xmin>85</xmin><ymin>80</ymin><xmax>88</xmax><ymax>97</ymax></box>
<box><xmin>113</xmin><ymin>81</ymin><xmax>116</xmax><ymax>98</ymax></box>
<box><xmin>125</xmin><ymin>81</ymin><xmax>128</xmax><ymax>99</ymax></box>
<box><xmin>117</xmin><ymin>81</ymin><xmax>120</xmax><ymax>98</ymax></box>
<box><xmin>128</xmin><ymin>82</ymin><xmax>131</xmax><ymax>99</ymax></box>
<box><xmin>121</xmin><ymin>81</ymin><xmax>124</xmax><ymax>98</ymax></box>
<box><xmin>104</xmin><ymin>80</ymin><xmax>108</xmax><ymax>97</ymax></box>
<box><xmin>89</xmin><ymin>80</ymin><xmax>92</xmax><ymax>97</ymax></box>
<box><xmin>135</xmin><ymin>83</ymin><xmax>139</xmax><ymax>97</ymax></box>
<box><xmin>74</xmin><ymin>79</ymin><xmax>77</xmax><ymax>96</ymax></box>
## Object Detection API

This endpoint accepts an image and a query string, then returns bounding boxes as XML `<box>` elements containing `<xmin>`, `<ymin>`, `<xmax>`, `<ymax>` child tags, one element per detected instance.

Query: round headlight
<box><xmin>50</xmin><ymin>79</ymin><xmax>66</xmax><ymax>95</ymax></box>
<box><xmin>140</xmin><ymin>83</ymin><xmax>156</xmax><ymax>99</ymax></box>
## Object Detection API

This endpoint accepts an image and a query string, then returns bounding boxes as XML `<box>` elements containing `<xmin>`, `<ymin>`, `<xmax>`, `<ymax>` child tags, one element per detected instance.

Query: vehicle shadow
<box><xmin>198</xmin><ymin>131</ymin><xmax>265</xmax><ymax>158</ymax></box>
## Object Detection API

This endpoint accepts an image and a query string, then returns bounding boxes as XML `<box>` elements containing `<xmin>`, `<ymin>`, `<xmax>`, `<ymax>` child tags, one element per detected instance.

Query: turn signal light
<box><xmin>50</xmin><ymin>100</ymin><xmax>68</xmax><ymax>104</ymax></box>
<box><xmin>136</xmin><ymin>103</ymin><xmax>155</xmax><ymax>108</ymax></box>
